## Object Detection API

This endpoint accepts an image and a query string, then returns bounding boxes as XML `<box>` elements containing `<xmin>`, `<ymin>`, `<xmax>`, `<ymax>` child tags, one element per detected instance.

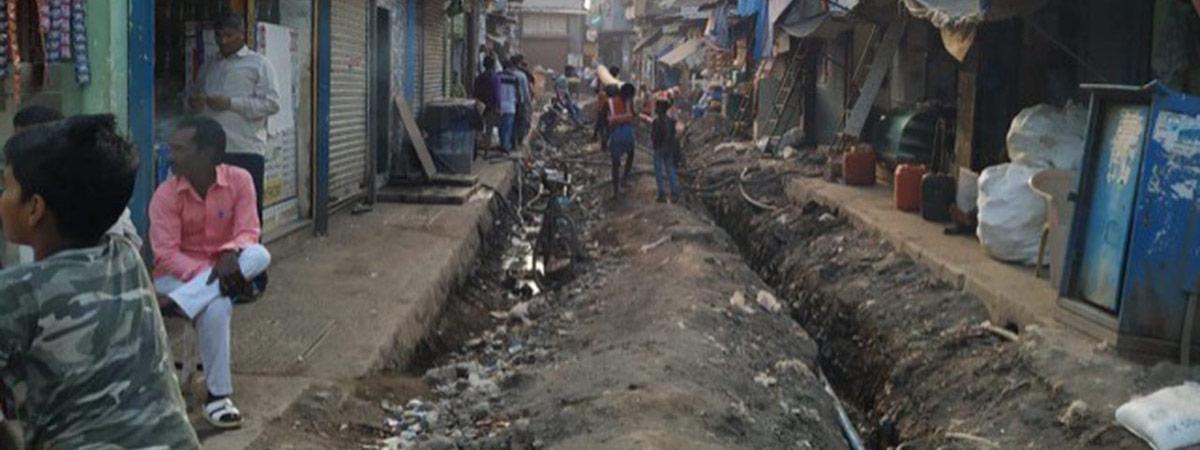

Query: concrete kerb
<box><xmin>380</xmin><ymin>179</ymin><xmax>514</xmax><ymax>371</ymax></box>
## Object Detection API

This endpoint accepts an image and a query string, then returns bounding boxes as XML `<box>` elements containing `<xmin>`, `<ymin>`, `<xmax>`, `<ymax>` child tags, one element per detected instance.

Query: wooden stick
<box><xmin>945</xmin><ymin>432</ymin><xmax>1001</xmax><ymax>449</ymax></box>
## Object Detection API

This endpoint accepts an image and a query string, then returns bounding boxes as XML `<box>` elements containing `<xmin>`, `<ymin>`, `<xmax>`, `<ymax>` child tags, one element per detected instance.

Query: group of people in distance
<box><xmin>596</xmin><ymin>66</ymin><xmax>683</xmax><ymax>202</ymax></box>
<box><xmin>0</xmin><ymin>12</ymin><xmax>279</xmax><ymax>449</ymax></box>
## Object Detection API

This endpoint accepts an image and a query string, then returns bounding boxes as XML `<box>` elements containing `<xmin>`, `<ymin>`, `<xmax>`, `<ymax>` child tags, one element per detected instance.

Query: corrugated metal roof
<box><xmin>658</xmin><ymin>37</ymin><xmax>706</xmax><ymax>66</ymax></box>
<box><xmin>521</xmin><ymin>0</ymin><xmax>586</xmax><ymax>10</ymax></box>
<box><xmin>776</xmin><ymin>0</ymin><xmax>859</xmax><ymax>38</ymax></box>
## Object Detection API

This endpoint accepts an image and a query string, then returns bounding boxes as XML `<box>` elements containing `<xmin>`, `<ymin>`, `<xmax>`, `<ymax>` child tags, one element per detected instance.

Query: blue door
<box><xmin>1119</xmin><ymin>99</ymin><xmax>1200</xmax><ymax>343</ymax></box>
<box><xmin>1076</xmin><ymin>104</ymin><xmax>1149</xmax><ymax>311</ymax></box>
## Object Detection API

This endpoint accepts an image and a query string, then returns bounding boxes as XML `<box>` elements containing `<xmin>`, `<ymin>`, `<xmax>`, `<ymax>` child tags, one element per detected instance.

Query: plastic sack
<box><xmin>1006</xmin><ymin>103</ymin><xmax>1088</xmax><ymax>171</ymax></box>
<box><xmin>977</xmin><ymin>163</ymin><xmax>1044</xmax><ymax>264</ymax></box>
<box><xmin>1116</xmin><ymin>382</ymin><xmax>1200</xmax><ymax>450</ymax></box>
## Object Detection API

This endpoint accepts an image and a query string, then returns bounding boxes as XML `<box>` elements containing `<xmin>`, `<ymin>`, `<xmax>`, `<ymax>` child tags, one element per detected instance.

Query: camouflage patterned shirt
<box><xmin>0</xmin><ymin>237</ymin><xmax>200</xmax><ymax>449</ymax></box>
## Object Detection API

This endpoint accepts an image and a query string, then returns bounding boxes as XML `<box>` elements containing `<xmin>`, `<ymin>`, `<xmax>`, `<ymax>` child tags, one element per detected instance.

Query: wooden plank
<box><xmin>376</xmin><ymin>184</ymin><xmax>479</xmax><ymax>205</ymax></box>
<box><xmin>394</xmin><ymin>93</ymin><xmax>438</xmax><ymax>178</ymax></box>
<box><xmin>954</xmin><ymin>50</ymin><xmax>979</xmax><ymax>173</ymax></box>
<box><xmin>390</xmin><ymin>173</ymin><xmax>479</xmax><ymax>187</ymax></box>
<box><xmin>842</xmin><ymin>19</ymin><xmax>907</xmax><ymax>138</ymax></box>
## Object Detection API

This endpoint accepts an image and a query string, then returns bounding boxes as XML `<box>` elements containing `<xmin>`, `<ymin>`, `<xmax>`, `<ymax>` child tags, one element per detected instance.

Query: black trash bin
<box><xmin>421</xmin><ymin>99</ymin><xmax>481</xmax><ymax>175</ymax></box>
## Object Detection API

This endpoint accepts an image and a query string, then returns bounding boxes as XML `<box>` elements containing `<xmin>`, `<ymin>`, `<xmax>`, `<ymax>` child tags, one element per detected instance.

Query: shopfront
<box><xmin>152</xmin><ymin>0</ymin><xmax>317</xmax><ymax>238</ymax></box>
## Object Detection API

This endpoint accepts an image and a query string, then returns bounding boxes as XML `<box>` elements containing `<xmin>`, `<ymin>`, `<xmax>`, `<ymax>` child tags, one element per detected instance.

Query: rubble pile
<box><xmin>369</xmin><ymin>260</ymin><xmax>617</xmax><ymax>450</ymax></box>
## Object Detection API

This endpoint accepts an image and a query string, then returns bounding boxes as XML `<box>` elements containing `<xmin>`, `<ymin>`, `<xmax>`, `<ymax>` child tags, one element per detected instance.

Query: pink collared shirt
<box><xmin>149</xmin><ymin>164</ymin><xmax>260</xmax><ymax>281</ymax></box>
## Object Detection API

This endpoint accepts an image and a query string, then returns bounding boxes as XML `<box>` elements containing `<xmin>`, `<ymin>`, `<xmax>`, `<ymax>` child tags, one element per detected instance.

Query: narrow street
<box><xmin>225</xmin><ymin>114</ymin><xmax>1199</xmax><ymax>450</ymax></box>
<box><xmin>1</xmin><ymin>1</ymin><xmax>1197</xmax><ymax>449</ymax></box>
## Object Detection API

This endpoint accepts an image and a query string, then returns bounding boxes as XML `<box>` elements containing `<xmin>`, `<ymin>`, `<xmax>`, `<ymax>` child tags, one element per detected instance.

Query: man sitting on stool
<box><xmin>150</xmin><ymin>116</ymin><xmax>270</xmax><ymax>429</ymax></box>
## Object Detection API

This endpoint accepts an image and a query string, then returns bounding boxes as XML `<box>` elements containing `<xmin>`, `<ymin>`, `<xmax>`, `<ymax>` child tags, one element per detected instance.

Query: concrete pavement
<box><xmin>183</xmin><ymin>159</ymin><xmax>517</xmax><ymax>449</ymax></box>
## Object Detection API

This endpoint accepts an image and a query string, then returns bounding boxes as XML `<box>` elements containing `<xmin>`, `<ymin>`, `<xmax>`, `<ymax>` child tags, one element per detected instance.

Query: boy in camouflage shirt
<box><xmin>0</xmin><ymin>114</ymin><xmax>200</xmax><ymax>449</ymax></box>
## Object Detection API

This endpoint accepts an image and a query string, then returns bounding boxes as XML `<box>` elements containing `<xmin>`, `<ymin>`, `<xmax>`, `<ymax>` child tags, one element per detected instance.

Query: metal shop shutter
<box><xmin>422</xmin><ymin>0</ymin><xmax>446</xmax><ymax>103</ymax></box>
<box><xmin>329</xmin><ymin>0</ymin><xmax>369</xmax><ymax>205</ymax></box>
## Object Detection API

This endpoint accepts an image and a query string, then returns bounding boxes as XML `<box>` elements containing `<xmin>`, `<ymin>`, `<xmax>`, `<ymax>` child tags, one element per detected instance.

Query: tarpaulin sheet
<box><xmin>633</xmin><ymin>29</ymin><xmax>664</xmax><ymax>52</ymax></box>
<box><xmin>903</xmin><ymin>0</ymin><xmax>1049</xmax><ymax>60</ymax></box>
<box><xmin>777</xmin><ymin>0</ymin><xmax>857</xmax><ymax>39</ymax></box>
<box><xmin>652</xmin><ymin>37</ymin><xmax>684</xmax><ymax>57</ymax></box>
<box><xmin>737</xmin><ymin>0</ymin><xmax>762</xmax><ymax>16</ymax></box>
<box><xmin>659</xmin><ymin>37</ymin><xmax>707</xmax><ymax>66</ymax></box>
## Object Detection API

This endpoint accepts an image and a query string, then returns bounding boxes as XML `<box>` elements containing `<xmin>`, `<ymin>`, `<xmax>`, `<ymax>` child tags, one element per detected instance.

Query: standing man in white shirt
<box><xmin>188</xmin><ymin>13</ymin><xmax>280</xmax><ymax>226</ymax></box>
<box><xmin>189</xmin><ymin>13</ymin><xmax>279</xmax><ymax>296</ymax></box>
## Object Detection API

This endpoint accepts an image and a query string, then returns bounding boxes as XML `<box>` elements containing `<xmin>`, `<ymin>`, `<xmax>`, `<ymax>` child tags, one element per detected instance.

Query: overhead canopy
<box><xmin>633</xmin><ymin>29</ymin><xmax>665</xmax><ymax>53</ymax></box>
<box><xmin>777</xmin><ymin>0</ymin><xmax>860</xmax><ymax>39</ymax></box>
<box><xmin>902</xmin><ymin>0</ymin><xmax>1049</xmax><ymax>60</ymax></box>
<box><xmin>651</xmin><ymin>37</ymin><xmax>684</xmax><ymax>58</ymax></box>
<box><xmin>659</xmin><ymin>38</ymin><xmax>707</xmax><ymax>67</ymax></box>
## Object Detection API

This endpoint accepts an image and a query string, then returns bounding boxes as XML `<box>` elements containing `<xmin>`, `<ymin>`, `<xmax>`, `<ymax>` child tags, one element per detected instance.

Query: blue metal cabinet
<box><xmin>1060</xmin><ymin>82</ymin><xmax>1200</xmax><ymax>362</ymax></box>
<box><xmin>1075</xmin><ymin>105</ymin><xmax>1149</xmax><ymax>311</ymax></box>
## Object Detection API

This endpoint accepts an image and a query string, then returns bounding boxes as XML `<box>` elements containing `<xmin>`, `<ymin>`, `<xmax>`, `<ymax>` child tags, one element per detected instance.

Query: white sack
<box><xmin>1116</xmin><ymin>382</ymin><xmax>1200</xmax><ymax>450</ymax></box>
<box><xmin>1006</xmin><ymin>103</ymin><xmax>1088</xmax><ymax>171</ymax></box>
<box><xmin>977</xmin><ymin>163</ymin><xmax>1044</xmax><ymax>264</ymax></box>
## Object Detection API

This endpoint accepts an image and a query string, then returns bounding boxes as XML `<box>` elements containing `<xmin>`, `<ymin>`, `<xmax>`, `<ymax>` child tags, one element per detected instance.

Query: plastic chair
<box><xmin>1029</xmin><ymin>169</ymin><xmax>1078</xmax><ymax>288</ymax></box>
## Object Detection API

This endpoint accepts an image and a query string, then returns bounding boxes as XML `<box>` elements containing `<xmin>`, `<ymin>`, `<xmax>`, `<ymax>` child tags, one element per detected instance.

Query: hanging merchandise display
<box><xmin>8</xmin><ymin>0</ymin><xmax>20</xmax><ymax>101</ymax></box>
<box><xmin>0</xmin><ymin>0</ymin><xmax>9</xmax><ymax>79</ymax></box>
<box><xmin>41</xmin><ymin>0</ymin><xmax>71</xmax><ymax>62</ymax></box>
<box><xmin>71</xmin><ymin>0</ymin><xmax>88</xmax><ymax>85</ymax></box>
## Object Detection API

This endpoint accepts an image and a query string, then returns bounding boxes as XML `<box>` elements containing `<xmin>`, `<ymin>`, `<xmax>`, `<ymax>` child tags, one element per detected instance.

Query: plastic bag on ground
<box><xmin>1006</xmin><ymin>103</ymin><xmax>1088</xmax><ymax>171</ymax></box>
<box><xmin>977</xmin><ymin>163</ymin><xmax>1044</xmax><ymax>264</ymax></box>
<box><xmin>1116</xmin><ymin>382</ymin><xmax>1200</xmax><ymax>450</ymax></box>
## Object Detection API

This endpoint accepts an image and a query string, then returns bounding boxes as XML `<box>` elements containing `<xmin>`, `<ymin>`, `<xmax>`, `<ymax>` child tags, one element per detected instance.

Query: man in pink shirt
<box><xmin>150</xmin><ymin>116</ymin><xmax>271</xmax><ymax>429</ymax></box>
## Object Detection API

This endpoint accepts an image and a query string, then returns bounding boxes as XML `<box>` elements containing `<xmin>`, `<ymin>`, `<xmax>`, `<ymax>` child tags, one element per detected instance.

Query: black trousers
<box><xmin>222</xmin><ymin>153</ymin><xmax>266</xmax><ymax>224</ymax></box>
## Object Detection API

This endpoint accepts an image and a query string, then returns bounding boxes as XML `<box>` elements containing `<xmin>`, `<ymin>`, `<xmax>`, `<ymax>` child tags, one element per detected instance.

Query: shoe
<box><xmin>204</xmin><ymin>397</ymin><xmax>244</xmax><ymax>429</ymax></box>
<box><xmin>656</xmin><ymin>196</ymin><xmax>666</xmax><ymax>203</ymax></box>
<box><xmin>671</xmin><ymin>195</ymin><xmax>681</xmax><ymax>204</ymax></box>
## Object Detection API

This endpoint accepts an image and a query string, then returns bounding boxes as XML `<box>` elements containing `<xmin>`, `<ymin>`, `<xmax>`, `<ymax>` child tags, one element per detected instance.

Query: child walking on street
<box><xmin>607</xmin><ymin>83</ymin><xmax>637</xmax><ymax>196</ymax></box>
<box><xmin>651</xmin><ymin>100</ymin><xmax>682</xmax><ymax>203</ymax></box>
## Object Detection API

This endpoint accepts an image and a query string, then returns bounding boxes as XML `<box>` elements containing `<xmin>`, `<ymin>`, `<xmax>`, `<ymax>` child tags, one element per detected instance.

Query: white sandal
<box><xmin>204</xmin><ymin>398</ymin><xmax>244</xmax><ymax>429</ymax></box>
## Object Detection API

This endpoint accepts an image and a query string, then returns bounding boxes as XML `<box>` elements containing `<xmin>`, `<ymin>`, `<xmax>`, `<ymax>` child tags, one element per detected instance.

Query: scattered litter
<box><xmin>979</xmin><ymin>320</ymin><xmax>1019</xmax><ymax>342</ymax></box>
<box><xmin>773</xmin><ymin>359</ymin><xmax>815</xmax><ymax>379</ymax></box>
<box><xmin>756</xmin><ymin>290</ymin><xmax>783</xmax><ymax>313</ymax></box>
<box><xmin>1117</xmin><ymin>382</ymin><xmax>1200</xmax><ymax>450</ymax></box>
<box><xmin>715</xmin><ymin>142</ymin><xmax>757</xmax><ymax>154</ymax></box>
<box><xmin>944</xmin><ymin>432</ymin><xmax>1000</xmax><ymax>449</ymax></box>
<box><xmin>780</xmin><ymin>146</ymin><xmax>798</xmax><ymax>159</ymax></box>
<box><xmin>729</xmin><ymin>290</ymin><xmax>756</xmax><ymax>315</ymax></box>
<box><xmin>818</xmin><ymin>213</ymin><xmax>837</xmax><ymax>223</ymax></box>
<box><xmin>754</xmin><ymin>372</ymin><xmax>778</xmax><ymax>388</ymax></box>
<box><xmin>1057</xmin><ymin>400</ymin><xmax>1088</xmax><ymax>428</ymax></box>
<box><xmin>639</xmin><ymin>235</ymin><xmax>671</xmax><ymax>253</ymax></box>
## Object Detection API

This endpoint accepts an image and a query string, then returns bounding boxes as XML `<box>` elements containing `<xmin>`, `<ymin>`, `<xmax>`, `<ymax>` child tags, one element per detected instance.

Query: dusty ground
<box><xmin>253</xmin><ymin>125</ymin><xmax>860</xmax><ymax>448</ymax></box>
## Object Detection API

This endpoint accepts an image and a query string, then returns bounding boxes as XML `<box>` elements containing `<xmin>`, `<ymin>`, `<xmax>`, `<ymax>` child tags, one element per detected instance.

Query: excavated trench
<box><xmin>692</xmin><ymin>161</ymin><xmax>1137</xmax><ymax>449</ymax></box>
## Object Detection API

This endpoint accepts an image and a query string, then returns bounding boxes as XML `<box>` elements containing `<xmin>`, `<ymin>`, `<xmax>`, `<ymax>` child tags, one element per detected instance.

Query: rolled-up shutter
<box><xmin>329</xmin><ymin>0</ymin><xmax>369</xmax><ymax>205</ymax></box>
<box><xmin>422</xmin><ymin>0</ymin><xmax>446</xmax><ymax>103</ymax></box>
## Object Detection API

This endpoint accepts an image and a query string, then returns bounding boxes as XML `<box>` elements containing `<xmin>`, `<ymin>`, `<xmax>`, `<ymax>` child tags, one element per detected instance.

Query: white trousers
<box><xmin>154</xmin><ymin>244</ymin><xmax>270</xmax><ymax>396</ymax></box>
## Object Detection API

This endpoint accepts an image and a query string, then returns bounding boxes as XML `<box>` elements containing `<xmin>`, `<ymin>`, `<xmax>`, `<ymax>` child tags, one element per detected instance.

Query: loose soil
<box><xmin>691</xmin><ymin>144</ymin><xmax>1151</xmax><ymax>449</ymax></box>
